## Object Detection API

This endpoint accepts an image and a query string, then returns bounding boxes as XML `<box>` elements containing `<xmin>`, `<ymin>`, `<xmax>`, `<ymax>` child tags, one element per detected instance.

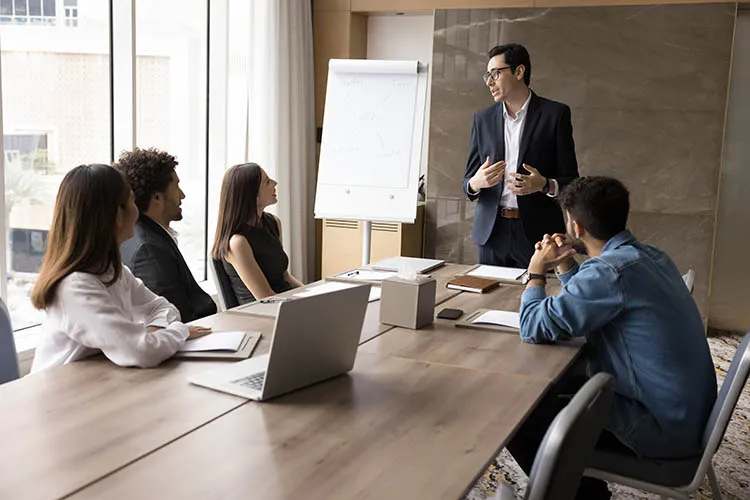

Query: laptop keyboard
<box><xmin>230</xmin><ymin>372</ymin><xmax>266</xmax><ymax>391</ymax></box>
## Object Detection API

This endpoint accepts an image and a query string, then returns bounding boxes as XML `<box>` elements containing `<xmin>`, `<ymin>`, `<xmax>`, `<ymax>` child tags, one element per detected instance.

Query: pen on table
<box><xmin>345</xmin><ymin>270</ymin><xmax>360</xmax><ymax>277</ymax></box>
<box><xmin>258</xmin><ymin>297</ymin><xmax>293</xmax><ymax>304</ymax></box>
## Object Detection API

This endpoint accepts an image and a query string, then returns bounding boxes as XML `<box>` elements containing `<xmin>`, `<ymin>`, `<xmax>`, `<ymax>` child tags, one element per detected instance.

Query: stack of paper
<box><xmin>293</xmin><ymin>281</ymin><xmax>355</xmax><ymax>298</ymax></box>
<box><xmin>467</xmin><ymin>265</ymin><xmax>526</xmax><ymax>283</ymax></box>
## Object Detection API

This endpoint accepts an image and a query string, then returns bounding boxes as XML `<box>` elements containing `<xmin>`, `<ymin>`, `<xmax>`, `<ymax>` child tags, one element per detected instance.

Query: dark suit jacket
<box><xmin>120</xmin><ymin>215</ymin><xmax>217</xmax><ymax>323</ymax></box>
<box><xmin>462</xmin><ymin>91</ymin><xmax>579</xmax><ymax>246</ymax></box>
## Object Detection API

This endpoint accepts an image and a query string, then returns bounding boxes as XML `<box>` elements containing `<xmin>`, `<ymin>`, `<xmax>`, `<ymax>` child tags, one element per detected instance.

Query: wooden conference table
<box><xmin>0</xmin><ymin>264</ymin><xmax>583</xmax><ymax>500</ymax></box>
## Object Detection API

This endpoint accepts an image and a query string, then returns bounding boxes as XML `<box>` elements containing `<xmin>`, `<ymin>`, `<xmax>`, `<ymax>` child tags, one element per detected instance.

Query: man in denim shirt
<box><xmin>507</xmin><ymin>177</ymin><xmax>716</xmax><ymax>499</ymax></box>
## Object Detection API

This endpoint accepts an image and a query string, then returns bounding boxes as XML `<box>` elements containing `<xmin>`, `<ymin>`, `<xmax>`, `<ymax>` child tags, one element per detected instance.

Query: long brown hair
<box><xmin>31</xmin><ymin>164</ymin><xmax>132</xmax><ymax>309</ymax></box>
<box><xmin>211</xmin><ymin>163</ymin><xmax>267</xmax><ymax>260</ymax></box>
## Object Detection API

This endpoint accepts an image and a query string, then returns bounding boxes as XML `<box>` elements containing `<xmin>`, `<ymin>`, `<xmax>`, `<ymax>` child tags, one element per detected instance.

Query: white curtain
<box><xmin>227</xmin><ymin>0</ymin><xmax>316</xmax><ymax>282</ymax></box>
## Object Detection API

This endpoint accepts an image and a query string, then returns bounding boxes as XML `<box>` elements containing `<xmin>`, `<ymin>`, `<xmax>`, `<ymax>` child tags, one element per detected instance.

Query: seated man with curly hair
<box><xmin>117</xmin><ymin>147</ymin><xmax>217</xmax><ymax>322</ymax></box>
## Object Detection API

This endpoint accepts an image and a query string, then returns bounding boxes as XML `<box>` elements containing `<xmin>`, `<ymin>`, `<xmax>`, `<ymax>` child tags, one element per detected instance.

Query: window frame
<box><xmin>0</xmin><ymin>0</ymin><xmax>220</xmax><ymax>337</ymax></box>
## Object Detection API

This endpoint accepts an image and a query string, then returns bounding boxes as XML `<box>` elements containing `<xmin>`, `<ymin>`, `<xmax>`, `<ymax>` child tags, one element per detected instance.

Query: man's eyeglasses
<box><xmin>483</xmin><ymin>66</ymin><xmax>512</xmax><ymax>83</ymax></box>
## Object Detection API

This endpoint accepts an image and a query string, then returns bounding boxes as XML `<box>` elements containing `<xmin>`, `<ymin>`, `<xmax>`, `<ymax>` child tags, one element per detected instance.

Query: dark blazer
<box><xmin>462</xmin><ymin>91</ymin><xmax>579</xmax><ymax>246</ymax></box>
<box><xmin>120</xmin><ymin>215</ymin><xmax>217</xmax><ymax>323</ymax></box>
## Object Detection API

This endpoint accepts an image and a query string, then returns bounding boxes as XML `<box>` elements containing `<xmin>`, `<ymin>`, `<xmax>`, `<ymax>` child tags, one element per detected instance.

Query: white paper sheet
<box><xmin>368</xmin><ymin>287</ymin><xmax>381</xmax><ymax>302</ymax></box>
<box><xmin>467</xmin><ymin>265</ymin><xmax>526</xmax><ymax>282</ymax></box>
<box><xmin>180</xmin><ymin>331</ymin><xmax>246</xmax><ymax>352</ymax></box>
<box><xmin>471</xmin><ymin>310</ymin><xmax>521</xmax><ymax>329</ymax></box>
<box><xmin>369</xmin><ymin>256</ymin><xmax>444</xmax><ymax>273</ymax></box>
<box><xmin>293</xmin><ymin>281</ymin><xmax>356</xmax><ymax>298</ymax></box>
<box><xmin>336</xmin><ymin>269</ymin><xmax>398</xmax><ymax>281</ymax></box>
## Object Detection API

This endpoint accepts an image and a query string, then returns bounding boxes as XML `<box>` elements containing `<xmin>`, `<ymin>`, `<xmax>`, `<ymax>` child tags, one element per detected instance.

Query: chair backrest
<box><xmin>0</xmin><ymin>298</ymin><xmax>20</xmax><ymax>385</ymax></box>
<box><xmin>525</xmin><ymin>373</ymin><xmax>615</xmax><ymax>500</ymax></box>
<box><xmin>209</xmin><ymin>257</ymin><xmax>239</xmax><ymax>311</ymax></box>
<box><xmin>682</xmin><ymin>269</ymin><xmax>696</xmax><ymax>295</ymax></box>
<box><xmin>692</xmin><ymin>332</ymin><xmax>750</xmax><ymax>484</ymax></box>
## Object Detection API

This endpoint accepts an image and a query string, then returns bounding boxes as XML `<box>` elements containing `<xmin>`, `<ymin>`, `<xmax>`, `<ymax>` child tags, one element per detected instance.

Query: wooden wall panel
<box><xmin>351</xmin><ymin>0</ymin><xmax>532</xmax><ymax>12</ymax></box>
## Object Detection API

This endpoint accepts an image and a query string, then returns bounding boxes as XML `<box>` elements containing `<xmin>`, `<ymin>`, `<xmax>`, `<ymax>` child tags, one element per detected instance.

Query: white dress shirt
<box><xmin>500</xmin><ymin>93</ymin><xmax>532</xmax><ymax>209</ymax></box>
<box><xmin>498</xmin><ymin>92</ymin><xmax>559</xmax><ymax>208</ymax></box>
<box><xmin>31</xmin><ymin>265</ymin><xmax>189</xmax><ymax>373</ymax></box>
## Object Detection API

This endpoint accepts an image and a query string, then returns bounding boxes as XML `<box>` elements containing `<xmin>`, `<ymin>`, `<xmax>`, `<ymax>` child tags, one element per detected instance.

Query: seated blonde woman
<box><xmin>30</xmin><ymin>164</ymin><xmax>209</xmax><ymax>373</ymax></box>
<box><xmin>211</xmin><ymin>163</ymin><xmax>303</xmax><ymax>304</ymax></box>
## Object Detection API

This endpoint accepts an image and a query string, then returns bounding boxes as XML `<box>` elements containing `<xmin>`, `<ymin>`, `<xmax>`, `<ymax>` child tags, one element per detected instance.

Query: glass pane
<box><xmin>0</xmin><ymin>0</ymin><xmax>12</xmax><ymax>16</ymax></box>
<box><xmin>12</xmin><ymin>0</ymin><xmax>25</xmax><ymax>16</ymax></box>
<box><xmin>135</xmin><ymin>0</ymin><xmax>207</xmax><ymax>282</ymax></box>
<box><xmin>1</xmin><ymin>3</ymin><xmax>111</xmax><ymax>330</ymax></box>
<box><xmin>42</xmin><ymin>0</ymin><xmax>54</xmax><ymax>17</ymax></box>
<box><xmin>29</xmin><ymin>0</ymin><xmax>41</xmax><ymax>17</ymax></box>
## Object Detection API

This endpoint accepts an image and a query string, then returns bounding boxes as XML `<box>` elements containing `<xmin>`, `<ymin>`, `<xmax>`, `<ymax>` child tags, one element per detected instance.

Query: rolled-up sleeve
<box><xmin>520</xmin><ymin>260</ymin><xmax>623</xmax><ymax>344</ymax></box>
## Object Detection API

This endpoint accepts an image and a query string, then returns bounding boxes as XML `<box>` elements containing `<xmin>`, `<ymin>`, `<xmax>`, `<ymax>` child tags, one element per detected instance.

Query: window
<box><xmin>0</xmin><ymin>0</ymin><xmax>221</xmax><ymax>339</ymax></box>
<box><xmin>64</xmin><ymin>0</ymin><xmax>76</xmax><ymax>27</ymax></box>
<box><xmin>135</xmin><ymin>0</ymin><xmax>208</xmax><ymax>282</ymax></box>
<box><xmin>3</xmin><ymin>133</ymin><xmax>49</xmax><ymax>172</ymax></box>
<box><xmin>0</xmin><ymin>0</ymin><xmax>57</xmax><ymax>26</ymax></box>
<box><xmin>1</xmin><ymin>3</ymin><xmax>110</xmax><ymax>330</ymax></box>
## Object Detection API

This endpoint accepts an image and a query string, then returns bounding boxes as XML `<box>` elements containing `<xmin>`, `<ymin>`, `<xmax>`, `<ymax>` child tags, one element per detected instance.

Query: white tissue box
<box><xmin>379</xmin><ymin>275</ymin><xmax>436</xmax><ymax>329</ymax></box>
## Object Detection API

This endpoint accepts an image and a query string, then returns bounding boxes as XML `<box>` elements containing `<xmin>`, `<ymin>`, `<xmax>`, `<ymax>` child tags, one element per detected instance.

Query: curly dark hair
<box><xmin>558</xmin><ymin>176</ymin><xmax>630</xmax><ymax>241</ymax></box>
<box><xmin>115</xmin><ymin>147</ymin><xmax>178</xmax><ymax>213</ymax></box>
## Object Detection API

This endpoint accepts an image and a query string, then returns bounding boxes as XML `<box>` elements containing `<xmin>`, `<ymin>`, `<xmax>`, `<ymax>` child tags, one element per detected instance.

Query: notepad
<box><xmin>180</xmin><ymin>331</ymin><xmax>247</xmax><ymax>352</ymax></box>
<box><xmin>467</xmin><ymin>265</ymin><xmax>526</xmax><ymax>283</ymax></box>
<box><xmin>446</xmin><ymin>275</ymin><xmax>500</xmax><ymax>293</ymax></box>
<box><xmin>471</xmin><ymin>310</ymin><xmax>521</xmax><ymax>330</ymax></box>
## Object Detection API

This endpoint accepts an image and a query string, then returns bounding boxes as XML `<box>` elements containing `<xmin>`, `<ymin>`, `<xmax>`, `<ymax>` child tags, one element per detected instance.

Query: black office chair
<box><xmin>493</xmin><ymin>373</ymin><xmax>616</xmax><ymax>500</ymax></box>
<box><xmin>209</xmin><ymin>257</ymin><xmax>239</xmax><ymax>311</ymax></box>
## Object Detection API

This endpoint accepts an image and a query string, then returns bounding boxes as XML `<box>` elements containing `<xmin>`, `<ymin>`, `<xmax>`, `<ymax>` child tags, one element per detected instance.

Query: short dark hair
<box><xmin>558</xmin><ymin>177</ymin><xmax>630</xmax><ymax>241</ymax></box>
<box><xmin>115</xmin><ymin>147</ymin><xmax>177</xmax><ymax>212</ymax></box>
<box><xmin>487</xmin><ymin>43</ymin><xmax>531</xmax><ymax>86</ymax></box>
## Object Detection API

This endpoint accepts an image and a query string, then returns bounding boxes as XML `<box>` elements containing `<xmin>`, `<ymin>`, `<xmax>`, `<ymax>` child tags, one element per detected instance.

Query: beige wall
<box><xmin>709</xmin><ymin>7</ymin><xmax>750</xmax><ymax>331</ymax></box>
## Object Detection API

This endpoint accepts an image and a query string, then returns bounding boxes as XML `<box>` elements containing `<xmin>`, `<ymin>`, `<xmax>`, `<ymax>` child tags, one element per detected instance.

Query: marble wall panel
<box><xmin>427</xmin><ymin>3</ymin><xmax>736</xmax><ymax>318</ymax></box>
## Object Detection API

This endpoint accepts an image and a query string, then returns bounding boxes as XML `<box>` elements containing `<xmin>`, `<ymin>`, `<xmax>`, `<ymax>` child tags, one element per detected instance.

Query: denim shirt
<box><xmin>520</xmin><ymin>230</ymin><xmax>716</xmax><ymax>459</ymax></box>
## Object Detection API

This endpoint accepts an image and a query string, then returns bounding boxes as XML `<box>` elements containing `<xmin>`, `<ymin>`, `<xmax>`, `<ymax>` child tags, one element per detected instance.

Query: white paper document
<box><xmin>368</xmin><ymin>287</ymin><xmax>381</xmax><ymax>302</ymax></box>
<box><xmin>293</xmin><ymin>281</ymin><xmax>356</xmax><ymax>298</ymax></box>
<box><xmin>336</xmin><ymin>269</ymin><xmax>398</xmax><ymax>281</ymax></box>
<box><xmin>471</xmin><ymin>310</ymin><xmax>521</xmax><ymax>330</ymax></box>
<box><xmin>369</xmin><ymin>256</ymin><xmax>445</xmax><ymax>274</ymax></box>
<box><xmin>180</xmin><ymin>331</ymin><xmax>247</xmax><ymax>352</ymax></box>
<box><xmin>467</xmin><ymin>265</ymin><xmax>526</xmax><ymax>282</ymax></box>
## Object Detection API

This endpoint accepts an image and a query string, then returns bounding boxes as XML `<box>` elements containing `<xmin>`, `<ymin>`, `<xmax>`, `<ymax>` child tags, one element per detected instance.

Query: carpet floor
<box><xmin>466</xmin><ymin>331</ymin><xmax>750</xmax><ymax>500</ymax></box>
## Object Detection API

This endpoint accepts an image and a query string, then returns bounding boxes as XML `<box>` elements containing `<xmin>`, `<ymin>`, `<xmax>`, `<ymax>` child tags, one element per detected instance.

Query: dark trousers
<box><xmin>506</xmin><ymin>359</ymin><xmax>636</xmax><ymax>499</ymax></box>
<box><xmin>477</xmin><ymin>216</ymin><xmax>535</xmax><ymax>268</ymax></box>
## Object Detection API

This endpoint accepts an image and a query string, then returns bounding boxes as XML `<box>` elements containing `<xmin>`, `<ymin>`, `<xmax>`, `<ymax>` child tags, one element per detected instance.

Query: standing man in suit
<box><xmin>118</xmin><ymin>147</ymin><xmax>217</xmax><ymax>322</ymax></box>
<box><xmin>464</xmin><ymin>43</ymin><xmax>579</xmax><ymax>267</ymax></box>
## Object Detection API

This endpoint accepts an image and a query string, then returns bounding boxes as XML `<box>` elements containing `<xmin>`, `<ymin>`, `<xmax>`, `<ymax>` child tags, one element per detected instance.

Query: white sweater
<box><xmin>31</xmin><ymin>265</ymin><xmax>189</xmax><ymax>373</ymax></box>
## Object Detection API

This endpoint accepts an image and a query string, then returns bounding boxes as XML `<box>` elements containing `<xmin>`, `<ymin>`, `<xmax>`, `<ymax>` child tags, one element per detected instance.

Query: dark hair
<box><xmin>31</xmin><ymin>164</ymin><xmax>132</xmax><ymax>309</ymax></box>
<box><xmin>487</xmin><ymin>43</ymin><xmax>531</xmax><ymax>86</ymax></box>
<box><xmin>211</xmin><ymin>163</ymin><xmax>270</xmax><ymax>260</ymax></box>
<box><xmin>115</xmin><ymin>147</ymin><xmax>177</xmax><ymax>212</ymax></box>
<box><xmin>558</xmin><ymin>176</ymin><xmax>630</xmax><ymax>241</ymax></box>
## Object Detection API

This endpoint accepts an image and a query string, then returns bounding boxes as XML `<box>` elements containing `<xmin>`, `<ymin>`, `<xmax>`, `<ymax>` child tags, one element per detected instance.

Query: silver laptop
<box><xmin>189</xmin><ymin>283</ymin><xmax>370</xmax><ymax>401</ymax></box>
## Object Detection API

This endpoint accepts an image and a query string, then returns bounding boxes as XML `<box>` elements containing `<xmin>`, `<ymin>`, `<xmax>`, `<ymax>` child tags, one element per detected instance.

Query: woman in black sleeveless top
<box><xmin>211</xmin><ymin>163</ymin><xmax>303</xmax><ymax>304</ymax></box>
